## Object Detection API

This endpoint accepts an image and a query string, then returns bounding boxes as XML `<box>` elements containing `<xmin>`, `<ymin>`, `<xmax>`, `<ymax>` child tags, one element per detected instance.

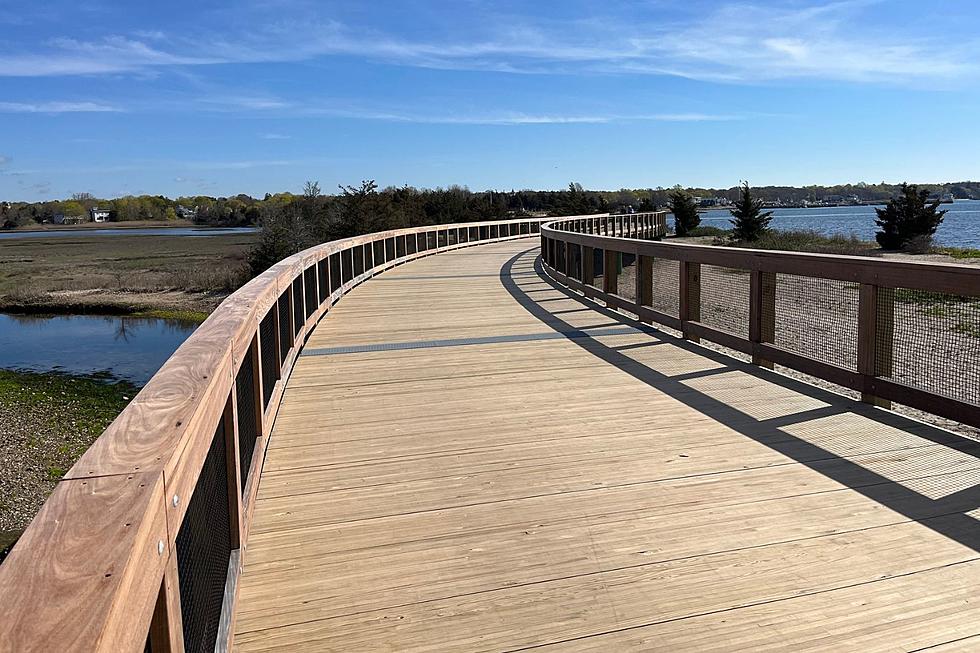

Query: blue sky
<box><xmin>1</xmin><ymin>0</ymin><xmax>979</xmax><ymax>200</ymax></box>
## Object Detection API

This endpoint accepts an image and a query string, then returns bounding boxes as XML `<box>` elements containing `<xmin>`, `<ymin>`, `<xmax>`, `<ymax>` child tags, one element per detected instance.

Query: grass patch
<box><xmin>728</xmin><ymin>229</ymin><xmax>879</xmax><ymax>256</ymax></box>
<box><xmin>940</xmin><ymin>247</ymin><xmax>980</xmax><ymax>260</ymax></box>
<box><xmin>131</xmin><ymin>308</ymin><xmax>209</xmax><ymax>324</ymax></box>
<box><xmin>0</xmin><ymin>232</ymin><xmax>254</xmax><ymax>314</ymax></box>
<box><xmin>680</xmin><ymin>225</ymin><xmax>731</xmax><ymax>238</ymax></box>
<box><xmin>0</xmin><ymin>369</ymin><xmax>138</xmax><ymax>428</ymax></box>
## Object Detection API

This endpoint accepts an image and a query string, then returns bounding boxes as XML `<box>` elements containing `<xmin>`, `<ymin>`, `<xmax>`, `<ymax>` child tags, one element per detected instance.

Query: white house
<box><xmin>90</xmin><ymin>207</ymin><xmax>111</xmax><ymax>222</ymax></box>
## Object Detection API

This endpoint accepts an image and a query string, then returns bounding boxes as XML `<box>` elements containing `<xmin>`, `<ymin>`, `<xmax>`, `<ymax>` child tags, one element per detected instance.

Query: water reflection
<box><xmin>0</xmin><ymin>313</ymin><xmax>198</xmax><ymax>384</ymax></box>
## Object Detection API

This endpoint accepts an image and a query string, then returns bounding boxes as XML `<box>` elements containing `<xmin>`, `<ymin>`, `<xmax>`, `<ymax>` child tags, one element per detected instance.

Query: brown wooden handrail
<box><xmin>0</xmin><ymin>213</ymin><xmax>670</xmax><ymax>652</ymax></box>
<box><xmin>541</xmin><ymin>215</ymin><xmax>980</xmax><ymax>431</ymax></box>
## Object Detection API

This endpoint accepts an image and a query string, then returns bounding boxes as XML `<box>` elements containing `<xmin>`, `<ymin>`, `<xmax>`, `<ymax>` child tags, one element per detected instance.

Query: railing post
<box><xmin>603</xmin><ymin>249</ymin><xmax>618</xmax><ymax>295</ymax></box>
<box><xmin>637</xmin><ymin>255</ymin><xmax>653</xmax><ymax>316</ymax></box>
<box><xmin>749</xmin><ymin>270</ymin><xmax>777</xmax><ymax>368</ymax></box>
<box><xmin>582</xmin><ymin>245</ymin><xmax>594</xmax><ymax>286</ymax></box>
<box><xmin>858</xmin><ymin>284</ymin><xmax>894</xmax><ymax>407</ymax></box>
<box><xmin>148</xmin><ymin>549</ymin><xmax>185</xmax><ymax>653</ymax></box>
<box><xmin>679</xmin><ymin>261</ymin><xmax>701</xmax><ymax>342</ymax></box>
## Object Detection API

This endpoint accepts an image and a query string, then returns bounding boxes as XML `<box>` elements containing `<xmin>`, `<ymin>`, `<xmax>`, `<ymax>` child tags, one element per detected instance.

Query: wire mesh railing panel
<box><xmin>235</xmin><ymin>349</ymin><xmax>258</xmax><ymax>496</ymax></box>
<box><xmin>407</xmin><ymin>233</ymin><xmax>418</xmax><ymax>253</ymax></box>
<box><xmin>448</xmin><ymin>229</ymin><xmax>458</xmax><ymax>246</ymax></box>
<box><xmin>385</xmin><ymin>238</ymin><xmax>396</xmax><ymax>261</ymax></box>
<box><xmin>176</xmin><ymin>418</ymin><xmax>232</xmax><ymax>653</ymax></box>
<box><xmin>259</xmin><ymin>308</ymin><xmax>278</xmax><ymax>410</ymax></box>
<box><xmin>567</xmin><ymin>243</ymin><xmax>581</xmax><ymax>282</ymax></box>
<box><xmin>617</xmin><ymin>252</ymin><xmax>637</xmax><ymax>302</ymax></box>
<box><xmin>373</xmin><ymin>240</ymin><xmax>386</xmax><ymax>264</ymax></box>
<box><xmin>884</xmin><ymin>288</ymin><xmax>980</xmax><ymax>405</ymax></box>
<box><xmin>352</xmin><ymin>246</ymin><xmax>364</xmax><ymax>277</ymax></box>
<box><xmin>329</xmin><ymin>253</ymin><xmax>341</xmax><ymax>293</ymax></box>
<box><xmin>556</xmin><ymin>241</ymin><xmax>566</xmax><ymax>275</ymax></box>
<box><xmin>438</xmin><ymin>230</ymin><xmax>448</xmax><ymax>248</ymax></box>
<box><xmin>277</xmin><ymin>291</ymin><xmax>290</xmax><ymax>364</ymax></box>
<box><xmin>651</xmin><ymin>258</ymin><xmax>680</xmax><ymax>317</ymax></box>
<box><xmin>363</xmin><ymin>243</ymin><xmax>374</xmax><ymax>272</ymax></box>
<box><xmin>699</xmin><ymin>265</ymin><xmax>750</xmax><ymax>336</ymax></box>
<box><xmin>773</xmin><ymin>274</ymin><xmax>859</xmax><ymax>370</ymax></box>
<box><xmin>341</xmin><ymin>249</ymin><xmax>354</xmax><ymax>283</ymax></box>
<box><xmin>396</xmin><ymin>236</ymin><xmax>406</xmax><ymax>259</ymax></box>
<box><xmin>317</xmin><ymin>260</ymin><xmax>328</xmax><ymax>303</ymax></box>
<box><xmin>291</xmin><ymin>277</ymin><xmax>304</xmax><ymax>336</ymax></box>
<box><xmin>303</xmin><ymin>267</ymin><xmax>317</xmax><ymax>319</ymax></box>
<box><xmin>588</xmin><ymin>248</ymin><xmax>604</xmax><ymax>290</ymax></box>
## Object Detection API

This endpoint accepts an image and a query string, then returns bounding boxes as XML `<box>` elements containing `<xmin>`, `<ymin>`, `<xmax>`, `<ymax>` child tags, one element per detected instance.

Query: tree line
<box><xmin>0</xmin><ymin>183</ymin><xmax>617</xmax><ymax>231</ymax></box>
<box><xmin>245</xmin><ymin>181</ymin><xmax>611</xmax><ymax>274</ymax></box>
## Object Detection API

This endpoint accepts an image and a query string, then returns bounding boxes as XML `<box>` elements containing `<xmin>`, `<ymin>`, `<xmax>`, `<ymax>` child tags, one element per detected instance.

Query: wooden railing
<box><xmin>0</xmin><ymin>213</ymin><xmax>663</xmax><ymax>652</ymax></box>
<box><xmin>542</xmin><ymin>215</ymin><xmax>980</xmax><ymax>430</ymax></box>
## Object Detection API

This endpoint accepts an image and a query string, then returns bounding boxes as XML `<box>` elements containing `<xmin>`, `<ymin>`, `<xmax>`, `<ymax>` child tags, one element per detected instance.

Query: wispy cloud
<box><xmin>311</xmin><ymin>110</ymin><xmax>744</xmax><ymax>125</ymax></box>
<box><xmin>0</xmin><ymin>101</ymin><xmax>122</xmax><ymax>113</ymax></box>
<box><xmin>0</xmin><ymin>2</ymin><xmax>973</xmax><ymax>85</ymax></box>
<box><xmin>258</xmin><ymin>132</ymin><xmax>292</xmax><ymax>139</ymax></box>
<box><xmin>0</xmin><ymin>155</ymin><xmax>10</xmax><ymax>166</ymax></box>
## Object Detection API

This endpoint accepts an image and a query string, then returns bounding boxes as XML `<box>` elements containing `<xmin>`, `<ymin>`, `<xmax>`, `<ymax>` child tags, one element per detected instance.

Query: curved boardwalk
<box><xmin>233</xmin><ymin>239</ymin><xmax>980</xmax><ymax>651</ymax></box>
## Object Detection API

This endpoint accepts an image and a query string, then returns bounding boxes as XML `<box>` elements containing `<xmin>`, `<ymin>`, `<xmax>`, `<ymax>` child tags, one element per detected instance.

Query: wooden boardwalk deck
<box><xmin>233</xmin><ymin>239</ymin><xmax>980</xmax><ymax>652</ymax></box>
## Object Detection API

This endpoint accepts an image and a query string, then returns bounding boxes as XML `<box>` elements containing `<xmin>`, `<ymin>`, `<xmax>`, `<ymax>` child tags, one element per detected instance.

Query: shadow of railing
<box><xmin>500</xmin><ymin>245</ymin><xmax>980</xmax><ymax>555</ymax></box>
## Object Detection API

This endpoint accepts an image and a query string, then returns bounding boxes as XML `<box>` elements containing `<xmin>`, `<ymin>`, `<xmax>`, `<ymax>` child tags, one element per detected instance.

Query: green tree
<box><xmin>874</xmin><ymin>183</ymin><xmax>947</xmax><ymax>251</ymax></box>
<box><xmin>729</xmin><ymin>182</ymin><xmax>773</xmax><ymax>242</ymax></box>
<box><xmin>668</xmin><ymin>188</ymin><xmax>700</xmax><ymax>236</ymax></box>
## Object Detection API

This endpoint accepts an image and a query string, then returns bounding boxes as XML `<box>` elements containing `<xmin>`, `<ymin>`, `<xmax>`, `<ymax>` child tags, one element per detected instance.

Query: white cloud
<box><xmin>0</xmin><ymin>101</ymin><xmax>121</xmax><ymax>113</ymax></box>
<box><xmin>0</xmin><ymin>155</ymin><xmax>10</xmax><ymax>166</ymax></box>
<box><xmin>259</xmin><ymin>132</ymin><xmax>292</xmax><ymax>139</ymax></box>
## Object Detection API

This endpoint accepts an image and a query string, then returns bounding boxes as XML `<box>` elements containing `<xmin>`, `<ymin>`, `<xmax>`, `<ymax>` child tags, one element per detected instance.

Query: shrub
<box><xmin>874</xmin><ymin>183</ymin><xmax>946</xmax><ymax>251</ymax></box>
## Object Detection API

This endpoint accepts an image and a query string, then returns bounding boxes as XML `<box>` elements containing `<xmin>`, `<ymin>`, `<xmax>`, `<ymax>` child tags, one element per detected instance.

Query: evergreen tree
<box><xmin>246</xmin><ymin>206</ymin><xmax>311</xmax><ymax>276</ymax></box>
<box><xmin>729</xmin><ymin>182</ymin><xmax>773</xmax><ymax>241</ymax></box>
<box><xmin>668</xmin><ymin>188</ymin><xmax>700</xmax><ymax>236</ymax></box>
<box><xmin>874</xmin><ymin>183</ymin><xmax>946</xmax><ymax>251</ymax></box>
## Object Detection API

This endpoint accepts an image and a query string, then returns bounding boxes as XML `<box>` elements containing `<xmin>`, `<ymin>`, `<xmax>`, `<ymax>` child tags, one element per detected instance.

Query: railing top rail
<box><xmin>0</xmin><ymin>213</ymin><xmax>605</xmax><ymax>652</ymax></box>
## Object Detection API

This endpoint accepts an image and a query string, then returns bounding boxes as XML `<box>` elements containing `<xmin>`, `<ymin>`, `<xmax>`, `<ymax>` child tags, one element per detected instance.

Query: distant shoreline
<box><xmin>6</xmin><ymin>219</ymin><xmax>197</xmax><ymax>233</ymax></box>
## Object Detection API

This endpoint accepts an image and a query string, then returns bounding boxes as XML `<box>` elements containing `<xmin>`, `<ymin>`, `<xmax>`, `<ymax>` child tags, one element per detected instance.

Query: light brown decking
<box><xmin>233</xmin><ymin>239</ymin><xmax>980</xmax><ymax>652</ymax></box>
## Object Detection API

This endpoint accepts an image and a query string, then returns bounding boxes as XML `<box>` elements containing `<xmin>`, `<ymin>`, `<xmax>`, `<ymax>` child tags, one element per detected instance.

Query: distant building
<box><xmin>53</xmin><ymin>213</ymin><xmax>86</xmax><ymax>225</ymax></box>
<box><xmin>90</xmin><ymin>207</ymin><xmax>111</xmax><ymax>222</ymax></box>
<box><xmin>697</xmin><ymin>197</ymin><xmax>730</xmax><ymax>208</ymax></box>
<box><xmin>175</xmin><ymin>205</ymin><xmax>197</xmax><ymax>219</ymax></box>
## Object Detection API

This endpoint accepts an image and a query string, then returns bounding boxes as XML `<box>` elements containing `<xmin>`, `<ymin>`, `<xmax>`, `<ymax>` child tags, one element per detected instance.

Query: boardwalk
<box><xmin>233</xmin><ymin>239</ymin><xmax>980</xmax><ymax>651</ymax></box>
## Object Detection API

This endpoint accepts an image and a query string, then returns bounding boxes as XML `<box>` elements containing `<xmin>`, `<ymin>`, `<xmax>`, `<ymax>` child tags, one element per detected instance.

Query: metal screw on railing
<box><xmin>158</xmin><ymin>540</ymin><xmax>164</xmax><ymax>555</ymax></box>
<box><xmin>172</xmin><ymin>494</ymin><xmax>180</xmax><ymax>507</ymax></box>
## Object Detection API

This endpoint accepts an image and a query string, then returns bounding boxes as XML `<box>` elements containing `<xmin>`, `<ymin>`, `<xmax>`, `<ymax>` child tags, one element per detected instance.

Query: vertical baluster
<box><xmin>680</xmin><ymin>261</ymin><xmax>701</xmax><ymax>342</ymax></box>
<box><xmin>858</xmin><ymin>284</ymin><xmax>894</xmax><ymax>407</ymax></box>
<box><xmin>749</xmin><ymin>270</ymin><xmax>777</xmax><ymax>368</ymax></box>
<box><xmin>603</xmin><ymin>249</ymin><xmax>618</xmax><ymax>295</ymax></box>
